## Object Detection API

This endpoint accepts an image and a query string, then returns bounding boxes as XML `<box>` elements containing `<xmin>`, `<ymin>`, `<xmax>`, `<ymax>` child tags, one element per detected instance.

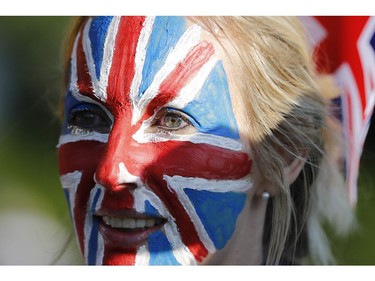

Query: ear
<box><xmin>284</xmin><ymin>156</ymin><xmax>307</xmax><ymax>185</ymax></box>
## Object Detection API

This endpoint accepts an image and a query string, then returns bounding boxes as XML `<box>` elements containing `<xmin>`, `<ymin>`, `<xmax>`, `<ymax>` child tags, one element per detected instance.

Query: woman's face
<box><xmin>58</xmin><ymin>16</ymin><xmax>254</xmax><ymax>265</ymax></box>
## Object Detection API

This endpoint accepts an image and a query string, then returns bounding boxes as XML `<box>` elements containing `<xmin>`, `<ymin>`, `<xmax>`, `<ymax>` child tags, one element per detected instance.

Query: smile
<box><xmin>96</xmin><ymin>212</ymin><xmax>167</xmax><ymax>248</ymax></box>
<box><xmin>102</xmin><ymin>216</ymin><xmax>165</xmax><ymax>230</ymax></box>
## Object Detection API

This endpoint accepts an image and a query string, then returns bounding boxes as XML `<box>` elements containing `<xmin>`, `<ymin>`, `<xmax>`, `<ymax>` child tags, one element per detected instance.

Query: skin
<box><xmin>58</xmin><ymin>16</ymin><xmax>268</xmax><ymax>265</ymax></box>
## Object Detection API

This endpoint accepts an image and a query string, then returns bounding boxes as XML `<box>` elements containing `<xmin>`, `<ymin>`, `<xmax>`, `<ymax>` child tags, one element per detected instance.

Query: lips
<box><xmin>96</xmin><ymin>210</ymin><xmax>167</xmax><ymax>248</ymax></box>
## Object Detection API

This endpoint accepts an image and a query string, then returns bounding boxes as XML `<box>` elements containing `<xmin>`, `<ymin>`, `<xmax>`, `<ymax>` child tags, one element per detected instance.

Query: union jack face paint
<box><xmin>58</xmin><ymin>16</ymin><xmax>253</xmax><ymax>265</ymax></box>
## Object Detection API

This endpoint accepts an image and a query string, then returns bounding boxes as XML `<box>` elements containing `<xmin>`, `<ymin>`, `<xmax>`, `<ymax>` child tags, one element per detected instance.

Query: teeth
<box><xmin>102</xmin><ymin>216</ymin><xmax>161</xmax><ymax>229</ymax></box>
<box><xmin>145</xmin><ymin>219</ymin><xmax>155</xmax><ymax>227</ymax></box>
<box><xmin>103</xmin><ymin>216</ymin><xmax>111</xmax><ymax>225</ymax></box>
<box><xmin>112</xmin><ymin>218</ymin><xmax>123</xmax><ymax>228</ymax></box>
<box><xmin>136</xmin><ymin>219</ymin><xmax>146</xmax><ymax>228</ymax></box>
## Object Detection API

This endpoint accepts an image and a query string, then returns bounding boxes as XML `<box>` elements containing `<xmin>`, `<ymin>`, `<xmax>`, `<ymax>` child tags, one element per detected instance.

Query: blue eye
<box><xmin>67</xmin><ymin>104</ymin><xmax>111</xmax><ymax>134</ymax></box>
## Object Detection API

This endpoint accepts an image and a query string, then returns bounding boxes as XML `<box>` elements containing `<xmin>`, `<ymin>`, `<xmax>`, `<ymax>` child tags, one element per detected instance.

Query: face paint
<box><xmin>58</xmin><ymin>16</ymin><xmax>253</xmax><ymax>265</ymax></box>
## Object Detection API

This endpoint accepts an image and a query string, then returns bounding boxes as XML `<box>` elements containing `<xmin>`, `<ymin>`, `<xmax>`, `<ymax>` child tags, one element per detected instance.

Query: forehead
<box><xmin>87</xmin><ymin>16</ymin><xmax>191</xmax><ymax>92</ymax></box>
<box><xmin>79</xmin><ymin>16</ymin><xmax>234</xmax><ymax>95</ymax></box>
<box><xmin>70</xmin><ymin>16</ymin><xmax>241</xmax><ymax>140</ymax></box>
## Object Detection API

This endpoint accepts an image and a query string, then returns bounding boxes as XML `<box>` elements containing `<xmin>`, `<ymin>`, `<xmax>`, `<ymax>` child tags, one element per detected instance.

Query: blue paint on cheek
<box><xmin>370</xmin><ymin>30</ymin><xmax>375</xmax><ymax>53</ymax></box>
<box><xmin>88</xmin><ymin>16</ymin><xmax>114</xmax><ymax>80</ymax></box>
<box><xmin>138</xmin><ymin>16</ymin><xmax>186</xmax><ymax>97</ymax></box>
<box><xmin>148</xmin><ymin>230</ymin><xmax>181</xmax><ymax>265</ymax></box>
<box><xmin>87</xmin><ymin>189</ymin><xmax>102</xmax><ymax>265</ymax></box>
<box><xmin>87</xmin><ymin>218</ymin><xmax>100</xmax><ymax>265</ymax></box>
<box><xmin>144</xmin><ymin>201</ymin><xmax>181</xmax><ymax>265</ymax></box>
<box><xmin>183</xmin><ymin>61</ymin><xmax>240</xmax><ymax>140</ymax></box>
<box><xmin>144</xmin><ymin>200</ymin><xmax>160</xmax><ymax>217</ymax></box>
<box><xmin>183</xmin><ymin>189</ymin><xmax>246</xmax><ymax>250</ymax></box>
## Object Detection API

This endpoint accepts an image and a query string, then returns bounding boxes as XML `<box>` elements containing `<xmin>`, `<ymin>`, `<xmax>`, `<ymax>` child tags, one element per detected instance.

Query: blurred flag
<box><xmin>301</xmin><ymin>16</ymin><xmax>375</xmax><ymax>206</ymax></box>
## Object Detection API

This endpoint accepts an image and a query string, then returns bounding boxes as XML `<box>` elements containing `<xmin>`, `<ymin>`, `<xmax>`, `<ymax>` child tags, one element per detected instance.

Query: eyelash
<box><xmin>67</xmin><ymin>104</ymin><xmax>112</xmax><ymax>134</ymax></box>
<box><xmin>66</xmin><ymin>105</ymin><xmax>193</xmax><ymax>136</ymax></box>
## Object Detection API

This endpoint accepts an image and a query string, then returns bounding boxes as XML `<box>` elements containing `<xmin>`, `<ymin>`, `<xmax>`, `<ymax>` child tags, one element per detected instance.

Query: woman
<box><xmin>57</xmin><ymin>16</ymin><xmax>354</xmax><ymax>265</ymax></box>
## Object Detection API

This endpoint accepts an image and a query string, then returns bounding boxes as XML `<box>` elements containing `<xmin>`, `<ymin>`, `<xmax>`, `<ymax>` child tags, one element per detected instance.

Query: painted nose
<box><xmin>94</xmin><ymin>122</ymin><xmax>139</xmax><ymax>191</ymax></box>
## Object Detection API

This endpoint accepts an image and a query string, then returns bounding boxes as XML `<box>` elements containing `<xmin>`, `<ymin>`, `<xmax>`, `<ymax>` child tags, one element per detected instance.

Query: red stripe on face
<box><xmin>102</xmin><ymin>247</ymin><xmax>137</xmax><ymax>265</ymax></box>
<box><xmin>58</xmin><ymin>141</ymin><xmax>105</xmax><ymax>175</ymax></box>
<box><xmin>138</xmin><ymin>140</ymin><xmax>252</xmax><ymax>262</ymax></box>
<box><xmin>144</xmin><ymin>42</ymin><xmax>215</xmax><ymax>118</ymax></box>
<box><xmin>76</xmin><ymin>33</ymin><xmax>94</xmax><ymax>95</ymax></box>
<box><xmin>58</xmin><ymin>141</ymin><xmax>106</xmax><ymax>254</ymax></box>
<box><xmin>59</xmin><ymin>139</ymin><xmax>136</xmax><ymax>211</ymax></box>
<box><xmin>100</xmin><ymin>188</ymin><xmax>134</xmax><ymax>211</ymax></box>
<box><xmin>106</xmin><ymin>17</ymin><xmax>146</xmax><ymax>108</ymax></box>
<box><xmin>145</xmin><ymin>173</ymin><xmax>209</xmax><ymax>261</ymax></box>
<box><xmin>73</xmin><ymin>170</ymin><xmax>97</xmax><ymax>254</ymax></box>
<box><xmin>144</xmin><ymin>141</ymin><xmax>252</xmax><ymax>180</ymax></box>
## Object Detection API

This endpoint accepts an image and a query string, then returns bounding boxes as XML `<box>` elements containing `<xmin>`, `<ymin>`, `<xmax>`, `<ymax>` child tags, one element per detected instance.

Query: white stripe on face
<box><xmin>60</xmin><ymin>171</ymin><xmax>82</xmax><ymax>216</ymax></box>
<box><xmin>131</xmin><ymin>24</ymin><xmax>203</xmax><ymax>124</ymax></box>
<box><xmin>96</xmin><ymin>232</ymin><xmax>105</xmax><ymax>265</ymax></box>
<box><xmin>135</xmin><ymin>245</ymin><xmax>150</xmax><ymax>265</ymax></box>
<box><xmin>82</xmin><ymin>18</ymin><xmax>101</xmax><ymax>99</ymax></box>
<box><xmin>164</xmin><ymin>175</ymin><xmax>253</xmax><ymax>193</ymax></box>
<box><xmin>57</xmin><ymin>132</ymin><xmax>109</xmax><ymax>147</ymax></box>
<box><xmin>69</xmin><ymin>35</ymin><xmax>80</xmax><ymax>96</ymax></box>
<box><xmin>132</xmin><ymin>184</ymin><xmax>197</xmax><ymax>265</ymax></box>
<box><xmin>84</xmin><ymin>185</ymin><xmax>104</xmax><ymax>264</ymax></box>
<box><xmin>163</xmin><ymin>221</ymin><xmax>197</xmax><ymax>265</ymax></box>
<box><xmin>163</xmin><ymin>174</ymin><xmax>252</xmax><ymax>254</ymax></box>
<box><xmin>81</xmin><ymin>17</ymin><xmax>122</xmax><ymax>102</ymax></box>
<box><xmin>60</xmin><ymin>171</ymin><xmax>82</xmax><ymax>203</ymax></box>
<box><xmin>99</xmin><ymin>16</ymin><xmax>122</xmax><ymax>101</ymax></box>
<box><xmin>130</xmin><ymin>17</ymin><xmax>156</xmax><ymax>104</ymax></box>
<box><xmin>60</xmin><ymin>171</ymin><xmax>82</xmax><ymax>257</ymax></box>
<box><xmin>132</xmin><ymin>127</ymin><xmax>248</xmax><ymax>152</ymax></box>
<box><xmin>166</xmin><ymin>55</ymin><xmax>218</xmax><ymax>110</ymax></box>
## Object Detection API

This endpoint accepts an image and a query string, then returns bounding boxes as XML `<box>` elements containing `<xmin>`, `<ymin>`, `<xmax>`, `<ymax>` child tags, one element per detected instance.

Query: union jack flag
<box><xmin>58</xmin><ymin>17</ymin><xmax>253</xmax><ymax>265</ymax></box>
<box><xmin>301</xmin><ymin>16</ymin><xmax>375</xmax><ymax>206</ymax></box>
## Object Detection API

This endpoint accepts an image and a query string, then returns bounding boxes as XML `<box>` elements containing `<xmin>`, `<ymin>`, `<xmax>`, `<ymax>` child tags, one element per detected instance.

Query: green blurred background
<box><xmin>0</xmin><ymin>16</ymin><xmax>374</xmax><ymax>265</ymax></box>
<box><xmin>0</xmin><ymin>17</ymin><xmax>82</xmax><ymax>264</ymax></box>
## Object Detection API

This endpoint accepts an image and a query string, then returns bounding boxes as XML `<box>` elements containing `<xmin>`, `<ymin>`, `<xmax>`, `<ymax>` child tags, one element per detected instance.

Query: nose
<box><xmin>94</xmin><ymin>122</ymin><xmax>139</xmax><ymax>192</ymax></box>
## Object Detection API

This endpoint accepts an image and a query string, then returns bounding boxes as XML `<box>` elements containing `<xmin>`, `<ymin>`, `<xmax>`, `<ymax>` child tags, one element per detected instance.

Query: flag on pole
<box><xmin>301</xmin><ymin>16</ymin><xmax>375</xmax><ymax>206</ymax></box>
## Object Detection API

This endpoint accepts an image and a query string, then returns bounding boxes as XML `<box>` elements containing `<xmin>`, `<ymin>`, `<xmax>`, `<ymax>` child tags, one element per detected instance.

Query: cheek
<box><xmin>143</xmin><ymin>141</ymin><xmax>252</xmax><ymax>252</ymax></box>
<box><xmin>58</xmin><ymin>141</ymin><xmax>107</xmax><ymax>209</ymax></box>
<box><xmin>144</xmin><ymin>142</ymin><xmax>251</xmax><ymax>179</ymax></box>
<box><xmin>58</xmin><ymin>141</ymin><xmax>106</xmax><ymax>251</ymax></box>
<box><xmin>58</xmin><ymin>141</ymin><xmax>106</xmax><ymax>176</ymax></box>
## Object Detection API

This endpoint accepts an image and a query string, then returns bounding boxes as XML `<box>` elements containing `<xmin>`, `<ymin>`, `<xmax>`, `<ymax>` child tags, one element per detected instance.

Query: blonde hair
<box><xmin>62</xmin><ymin>16</ymin><xmax>354</xmax><ymax>265</ymax></box>
<box><xmin>190</xmin><ymin>16</ymin><xmax>355</xmax><ymax>264</ymax></box>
